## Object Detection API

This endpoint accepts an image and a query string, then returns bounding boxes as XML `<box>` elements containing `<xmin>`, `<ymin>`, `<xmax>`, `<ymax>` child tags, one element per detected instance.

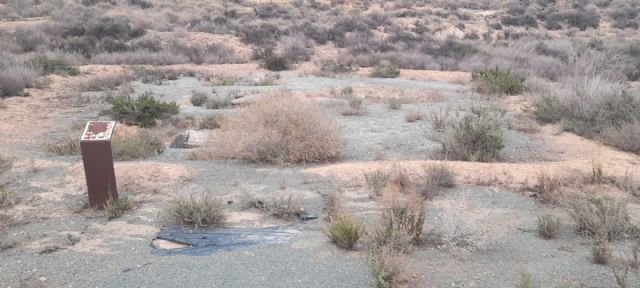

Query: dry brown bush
<box><xmin>536</xmin><ymin>168</ymin><xmax>563</xmax><ymax>204</ymax></box>
<box><xmin>215</xmin><ymin>95</ymin><xmax>341</xmax><ymax>164</ymax></box>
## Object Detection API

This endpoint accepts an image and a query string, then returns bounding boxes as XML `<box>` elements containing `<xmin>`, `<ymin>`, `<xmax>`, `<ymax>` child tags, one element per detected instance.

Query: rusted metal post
<box><xmin>80</xmin><ymin>121</ymin><xmax>117</xmax><ymax>209</ymax></box>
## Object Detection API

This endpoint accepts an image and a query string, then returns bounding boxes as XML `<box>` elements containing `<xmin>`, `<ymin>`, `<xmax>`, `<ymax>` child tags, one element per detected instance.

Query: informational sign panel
<box><xmin>80</xmin><ymin>121</ymin><xmax>118</xmax><ymax>208</ymax></box>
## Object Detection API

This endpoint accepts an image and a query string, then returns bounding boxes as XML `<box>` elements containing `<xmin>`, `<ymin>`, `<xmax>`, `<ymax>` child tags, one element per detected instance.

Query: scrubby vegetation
<box><xmin>326</xmin><ymin>213</ymin><xmax>364</xmax><ymax>249</ymax></box>
<box><xmin>365</xmin><ymin>169</ymin><xmax>390</xmax><ymax>198</ymax></box>
<box><xmin>367</xmin><ymin>245</ymin><xmax>407</xmax><ymax>288</ymax></box>
<box><xmin>190</xmin><ymin>91</ymin><xmax>208</xmax><ymax>107</ymax></box>
<box><xmin>537</xmin><ymin>214</ymin><xmax>561</xmax><ymax>240</ymax></box>
<box><xmin>373</xmin><ymin>201</ymin><xmax>426</xmax><ymax>250</ymax></box>
<box><xmin>164</xmin><ymin>195</ymin><xmax>226</xmax><ymax>228</ymax></box>
<box><xmin>104</xmin><ymin>196</ymin><xmax>131</xmax><ymax>220</ymax></box>
<box><xmin>472</xmin><ymin>66</ymin><xmax>525</xmax><ymax>95</ymax></box>
<box><xmin>111</xmin><ymin>131</ymin><xmax>163</xmax><ymax>161</ymax></box>
<box><xmin>436</xmin><ymin>107</ymin><xmax>505</xmax><ymax>162</ymax></box>
<box><xmin>529</xmin><ymin>52</ymin><xmax>640</xmax><ymax>154</ymax></box>
<box><xmin>0</xmin><ymin>187</ymin><xmax>14</xmax><ymax>207</ymax></box>
<box><xmin>569</xmin><ymin>197</ymin><xmax>630</xmax><ymax>241</ymax></box>
<box><xmin>241</xmin><ymin>191</ymin><xmax>302</xmax><ymax>219</ymax></box>
<box><xmin>215</xmin><ymin>95</ymin><xmax>340</xmax><ymax>164</ymax></box>
<box><xmin>419</xmin><ymin>163</ymin><xmax>455</xmax><ymax>199</ymax></box>
<box><xmin>104</xmin><ymin>92</ymin><xmax>179</xmax><ymax>128</ymax></box>
<box><xmin>370</xmin><ymin>60</ymin><xmax>400</xmax><ymax>78</ymax></box>
<box><xmin>46</xmin><ymin>136</ymin><xmax>80</xmax><ymax>156</ymax></box>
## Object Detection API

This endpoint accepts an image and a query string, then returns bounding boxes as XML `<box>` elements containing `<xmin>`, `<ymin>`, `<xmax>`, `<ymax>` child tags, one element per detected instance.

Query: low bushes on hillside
<box><xmin>529</xmin><ymin>53</ymin><xmax>640</xmax><ymax>153</ymax></box>
<box><xmin>262</xmin><ymin>55</ymin><xmax>290</xmax><ymax>71</ymax></box>
<box><xmin>215</xmin><ymin>95</ymin><xmax>340</xmax><ymax>164</ymax></box>
<box><xmin>0</xmin><ymin>66</ymin><xmax>38</xmax><ymax>97</ymax></box>
<box><xmin>472</xmin><ymin>66</ymin><xmax>525</xmax><ymax>95</ymax></box>
<box><xmin>370</xmin><ymin>60</ymin><xmax>400</xmax><ymax>78</ymax></box>
<box><xmin>30</xmin><ymin>56</ymin><xmax>79</xmax><ymax>76</ymax></box>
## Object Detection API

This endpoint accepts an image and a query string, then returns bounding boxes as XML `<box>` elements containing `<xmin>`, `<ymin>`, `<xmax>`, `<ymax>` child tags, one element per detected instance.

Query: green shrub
<box><xmin>30</xmin><ymin>56</ymin><xmax>79</xmax><ymax>76</ymax></box>
<box><xmin>527</xmin><ymin>95</ymin><xmax>564</xmax><ymax>123</ymax></box>
<box><xmin>371</xmin><ymin>60</ymin><xmax>400</xmax><ymax>78</ymax></box>
<box><xmin>111</xmin><ymin>132</ymin><xmax>163</xmax><ymax>161</ymax></box>
<box><xmin>537</xmin><ymin>214</ymin><xmax>561</xmax><ymax>240</ymax></box>
<box><xmin>569</xmin><ymin>197</ymin><xmax>629</xmax><ymax>241</ymax></box>
<box><xmin>439</xmin><ymin>108</ymin><xmax>505</xmax><ymax>162</ymax></box>
<box><xmin>104</xmin><ymin>196</ymin><xmax>131</xmax><ymax>220</ymax></box>
<box><xmin>326</xmin><ymin>213</ymin><xmax>364</xmax><ymax>249</ymax></box>
<box><xmin>472</xmin><ymin>66</ymin><xmax>525</xmax><ymax>95</ymax></box>
<box><xmin>105</xmin><ymin>92</ymin><xmax>178</xmax><ymax>128</ymax></box>
<box><xmin>190</xmin><ymin>91</ymin><xmax>208</xmax><ymax>107</ymax></box>
<box><xmin>263</xmin><ymin>55</ymin><xmax>289</xmax><ymax>71</ymax></box>
<box><xmin>164</xmin><ymin>195</ymin><xmax>226</xmax><ymax>227</ymax></box>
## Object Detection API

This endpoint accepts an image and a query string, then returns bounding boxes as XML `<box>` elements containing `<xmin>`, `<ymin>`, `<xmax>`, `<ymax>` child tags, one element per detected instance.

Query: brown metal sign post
<box><xmin>80</xmin><ymin>121</ymin><xmax>117</xmax><ymax>209</ymax></box>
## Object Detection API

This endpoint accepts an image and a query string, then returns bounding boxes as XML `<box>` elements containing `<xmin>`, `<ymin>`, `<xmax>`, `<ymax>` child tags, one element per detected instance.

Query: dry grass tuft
<box><xmin>365</xmin><ymin>169</ymin><xmax>390</xmax><ymax>198</ymax></box>
<box><xmin>427</xmin><ymin>108</ymin><xmax>451</xmax><ymax>132</ymax></box>
<box><xmin>373</xmin><ymin>198</ymin><xmax>426</xmax><ymax>251</ymax></box>
<box><xmin>419</xmin><ymin>163</ymin><xmax>455</xmax><ymax>199</ymax></box>
<box><xmin>104</xmin><ymin>196</ymin><xmax>131</xmax><ymax>221</ymax></box>
<box><xmin>568</xmin><ymin>197</ymin><xmax>629</xmax><ymax>241</ymax></box>
<box><xmin>536</xmin><ymin>214</ymin><xmax>561</xmax><ymax>240</ymax></box>
<box><xmin>387</xmin><ymin>165</ymin><xmax>413</xmax><ymax>194</ymax></box>
<box><xmin>536</xmin><ymin>168</ymin><xmax>562</xmax><ymax>204</ymax></box>
<box><xmin>516</xmin><ymin>272</ymin><xmax>535</xmax><ymax>288</ymax></box>
<box><xmin>431</xmin><ymin>193</ymin><xmax>507</xmax><ymax>251</ymax></box>
<box><xmin>323</xmin><ymin>191</ymin><xmax>341</xmax><ymax>222</ymax></box>
<box><xmin>367</xmin><ymin>245</ymin><xmax>408</xmax><ymax>288</ymax></box>
<box><xmin>326</xmin><ymin>213</ymin><xmax>364</xmax><ymax>249</ymax></box>
<box><xmin>215</xmin><ymin>95</ymin><xmax>340</xmax><ymax>164</ymax></box>
<box><xmin>0</xmin><ymin>187</ymin><xmax>15</xmax><ymax>207</ymax></box>
<box><xmin>591</xmin><ymin>231</ymin><xmax>611</xmax><ymax>265</ymax></box>
<box><xmin>46</xmin><ymin>136</ymin><xmax>80</xmax><ymax>156</ymax></box>
<box><xmin>616</xmin><ymin>169</ymin><xmax>640</xmax><ymax>198</ymax></box>
<box><xmin>111</xmin><ymin>131</ymin><xmax>163</xmax><ymax>161</ymax></box>
<box><xmin>242</xmin><ymin>191</ymin><xmax>302</xmax><ymax>219</ymax></box>
<box><xmin>164</xmin><ymin>195</ymin><xmax>226</xmax><ymax>228</ymax></box>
